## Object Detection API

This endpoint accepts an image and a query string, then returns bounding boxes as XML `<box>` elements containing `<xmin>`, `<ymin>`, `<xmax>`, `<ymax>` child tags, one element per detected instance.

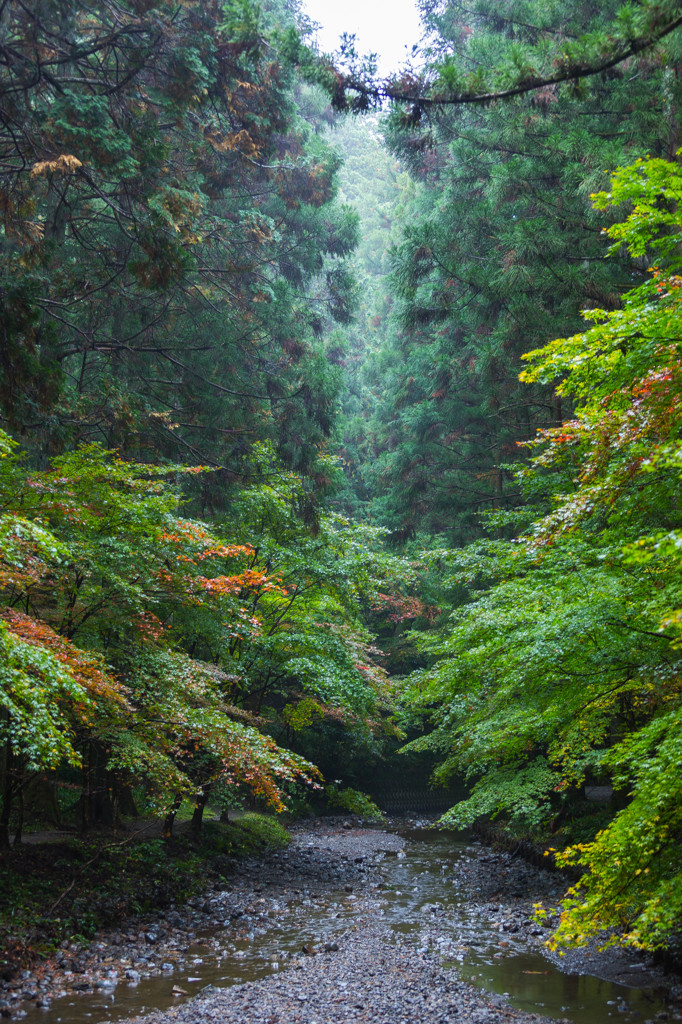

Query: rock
<box><xmin>94</xmin><ymin>978</ymin><xmax>116</xmax><ymax>989</ymax></box>
<box><xmin>5</xmin><ymin>820</ymin><xmax>670</xmax><ymax>1024</ymax></box>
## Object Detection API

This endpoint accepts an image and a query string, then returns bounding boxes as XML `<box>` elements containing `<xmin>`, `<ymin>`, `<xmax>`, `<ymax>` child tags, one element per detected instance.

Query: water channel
<box><xmin>20</xmin><ymin>827</ymin><xmax>674</xmax><ymax>1024</ymax></box>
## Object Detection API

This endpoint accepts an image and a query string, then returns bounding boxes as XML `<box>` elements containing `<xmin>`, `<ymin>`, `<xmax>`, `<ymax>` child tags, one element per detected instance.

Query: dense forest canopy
<box><xmin>2</xmin><ymin>0</ymin><xmax>682</xmax><ymax>958</ymax></box>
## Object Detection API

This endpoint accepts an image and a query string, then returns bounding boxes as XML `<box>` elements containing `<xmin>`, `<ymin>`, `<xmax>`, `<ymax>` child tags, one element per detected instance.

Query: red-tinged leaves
<box><xmin>0</xmin><ymin>608</ymin><xmax>129</xmax><ymax>710</ymax></box>
<box><xmin>195</xmin><ymin>570</ymin><xmax>284</xmax><ymax>596</ymax></box>
<box><xmin>371</xmin><ymin>591</ymin><xmax>440</xmax><ymax>623</ymax></box>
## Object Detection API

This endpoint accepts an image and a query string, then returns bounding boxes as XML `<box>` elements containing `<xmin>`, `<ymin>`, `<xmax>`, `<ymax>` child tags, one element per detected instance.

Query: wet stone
<box><xmin>5</xmin><ymin>818</ymin><xmax>680</xmax><ymax>1024</ymax></box>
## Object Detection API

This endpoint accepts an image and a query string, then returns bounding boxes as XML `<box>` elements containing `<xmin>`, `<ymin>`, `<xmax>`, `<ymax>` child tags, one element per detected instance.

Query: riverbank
<box><xmin>0</xmin><ymin>814</ymin><xmax>292</xmax><ymax>1017</ymax></box>
<box><xmin>1</xmin><ymin>819</ymin><xmax>680</xmax><ymax>1024</ymax></box>
<box><xmin>0</xmin><ymin>817</ymin><xmax>392</xmax><ymax>1020</ymax></box>
<box><xmin>431</xmin><ymin>843</ymin><xmax>681</xmax><ymax>996</ymax></box>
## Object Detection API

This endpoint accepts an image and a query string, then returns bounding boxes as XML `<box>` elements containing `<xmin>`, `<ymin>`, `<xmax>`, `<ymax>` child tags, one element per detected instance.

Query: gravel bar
<box><xmin>5</xmin><ymin>819</ymin><xmax>679</xmax><ymax>1023</ymax></box>
<box><xmin>113</xmin><ymin>821</ymin><xmax>560</xmax><ymax>1024</ymax></box>
<box><xmin>117</xmin><ymin>919</ymin><xmax>558</xmax><ymax>1024</ymax></box>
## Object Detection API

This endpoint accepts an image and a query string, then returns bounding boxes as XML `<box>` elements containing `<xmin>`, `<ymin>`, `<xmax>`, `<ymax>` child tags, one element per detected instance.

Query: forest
<box><xmin>2</xmin><ymin>0</ymin><xmax>682</xmax><ymax>969</ymax></box>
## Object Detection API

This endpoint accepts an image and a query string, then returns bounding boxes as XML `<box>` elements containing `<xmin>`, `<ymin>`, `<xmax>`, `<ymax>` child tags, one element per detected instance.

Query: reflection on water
<box><xmin>19</xmin><ymin>828</ymin><xmax>672</xmax><ymax>1024</ymax></box>
<box><xmin>467</xmin><ymin>953</ymin><xmax>662</xmax><ymax>1022</ymax></box>
<box><xmin>376</xmin><ymin>830</ymin><xmax>669</xmax><ymax>1024</ymax></box>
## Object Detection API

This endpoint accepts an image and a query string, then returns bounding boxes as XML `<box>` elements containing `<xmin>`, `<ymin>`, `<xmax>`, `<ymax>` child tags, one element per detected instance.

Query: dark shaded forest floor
<box><xmin>0</xmin><ymin>815</ymin><xmax>289</xmax><ymax>979</ymax></box>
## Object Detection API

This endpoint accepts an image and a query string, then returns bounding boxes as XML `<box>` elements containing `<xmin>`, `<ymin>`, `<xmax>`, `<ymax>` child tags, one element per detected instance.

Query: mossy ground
<box><xmin>0</xmin><ymin>813</ymin><xmax>290</xmax><ymax>975</ymax></box>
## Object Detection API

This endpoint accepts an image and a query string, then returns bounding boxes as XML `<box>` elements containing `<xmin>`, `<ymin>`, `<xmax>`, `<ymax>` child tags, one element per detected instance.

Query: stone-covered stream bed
<box><xmin>5</xmin><ymin>821</ymin><xmax>681</xmax><ymax>1024</ymax></box>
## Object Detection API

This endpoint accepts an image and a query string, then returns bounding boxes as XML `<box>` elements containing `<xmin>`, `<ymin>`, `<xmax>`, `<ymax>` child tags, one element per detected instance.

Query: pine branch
<box><xmin>312</xmin><ymin>9</ymin><xmax>682</xmax><ymax>112</ymax></box>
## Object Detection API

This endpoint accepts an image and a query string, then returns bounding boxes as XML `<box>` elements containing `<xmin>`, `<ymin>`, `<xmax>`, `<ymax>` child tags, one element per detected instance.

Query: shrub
<box><xmin>326</xmin><ymin>786</ymin><xmax>385</xmax><ymax>820</ymax></box>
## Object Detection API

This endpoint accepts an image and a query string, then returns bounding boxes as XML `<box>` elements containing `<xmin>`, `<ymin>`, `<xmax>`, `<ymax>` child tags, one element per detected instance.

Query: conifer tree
<box><xmin>364</xmin><ymin>0</ymin><xmax>682</xmax><ymax>542</ymax></box>
<box><xmin>0</xmin><ymin>0</ymin><xmax>357</xmax><ymax>486</ymax></box>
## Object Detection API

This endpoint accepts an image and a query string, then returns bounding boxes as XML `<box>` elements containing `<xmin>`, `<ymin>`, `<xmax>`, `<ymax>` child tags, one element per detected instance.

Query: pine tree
<box><xmin>362</xmin><ymin>0</ymin><xmax>682</xmax><ymax>542</ymax></box>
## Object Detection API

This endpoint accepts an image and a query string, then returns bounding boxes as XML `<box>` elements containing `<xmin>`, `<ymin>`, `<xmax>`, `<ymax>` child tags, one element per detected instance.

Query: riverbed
<box><xmin>4</xmin><ymin>820</ymin><xmax>680</xmax><ymax>1024</ymax></box>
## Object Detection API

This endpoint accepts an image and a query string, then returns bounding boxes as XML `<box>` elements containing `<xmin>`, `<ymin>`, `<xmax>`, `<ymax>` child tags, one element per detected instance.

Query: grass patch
<box><xmin>230</xmin><ymin>812</ymin><xmax>291</xmax><ymax>853</ymax></box>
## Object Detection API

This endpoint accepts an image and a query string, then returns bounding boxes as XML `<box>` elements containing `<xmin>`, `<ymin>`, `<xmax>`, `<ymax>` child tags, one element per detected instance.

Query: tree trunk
<box><xmin>0</xmin><ymin>725</ymin><xmax>15</xmax><ymax>849</ymax></box>
<box><xmin>0</xmin><ymin>770</ymin><xmax>13</xmax><ymax>849</ymax></box>
<box><xmin>23</xmin><ymin>773</ymin><xmax>61</xmax><ymax>827</ymax></box>
<box><xmin>80</xmin><ymin>743</ymin><xmax>92</xmax><ymax>832</ymax></box>
<box><xmin>79</xmin><ymin>742</ymin><xmax>116</xmax><ymax>829</ymax></box>
<box><xmin>115</xmin><ymin>781</ymin><xmax>138</xmax><ymax>819</ymax></box>
<box><xmin>162</xmin><ymin>794</ymin><xmax>182</xmax><ymax>839</ymax></box>
<box><xmin>191</xmin><ymin>785</ymin><xmax>211</xmax><ymax>834</ymax></box>
<box><xmin>13</xmin><ymin>784</ymin><xmax>24</xmax><ymax>846</ymax></box>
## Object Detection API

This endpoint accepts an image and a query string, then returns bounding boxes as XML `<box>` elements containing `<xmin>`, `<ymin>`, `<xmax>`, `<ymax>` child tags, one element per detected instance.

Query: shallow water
<box><xmin>19</xmin><ymin>827</ymin><xmax>673</xmax><ymax>1024</ymax></box>
<box><xmin>382</xmin><ymin>829</ymin><xmax>670</xmax><ymax>1024</ymax></box>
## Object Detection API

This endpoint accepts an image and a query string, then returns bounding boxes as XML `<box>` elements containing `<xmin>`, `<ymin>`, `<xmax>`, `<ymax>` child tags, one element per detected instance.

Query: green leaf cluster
<box><xmin>405</xmin><ymin>153</ymin><xmax>682</xmax><ymax>950</ymax></box>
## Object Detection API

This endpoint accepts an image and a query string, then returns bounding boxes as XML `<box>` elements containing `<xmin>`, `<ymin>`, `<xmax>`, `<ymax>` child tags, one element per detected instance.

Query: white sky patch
<box><xmin>301</xmin><ymin>0</ymin><xmax>423</xmax><ymax>78</ymax></box>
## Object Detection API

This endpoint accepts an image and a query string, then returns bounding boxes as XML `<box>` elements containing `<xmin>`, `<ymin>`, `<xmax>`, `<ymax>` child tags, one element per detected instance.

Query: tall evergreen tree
<box><xmin>0</xmin><ymin>0</ymin><xmax>357</xmax><ymax>482</ymax></box>
<box><xmin>361</xmin><ymin>0</ymin><xmax>682</xmax><ymax>542</ymax></box>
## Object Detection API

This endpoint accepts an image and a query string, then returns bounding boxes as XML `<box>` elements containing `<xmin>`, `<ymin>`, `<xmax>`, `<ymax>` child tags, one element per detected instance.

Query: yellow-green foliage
<box><xmin>326</xmin><ymin>785</ymin><xmax>385</xmax><ymax>820</ymax></box>
<box><xmin>404</xmin><ymin>154</ymin><xmax>682</xmax><ymax>951</ymax></box>
<box><xmin>232</xmin><ymin>812</ymin><xmax>291</xmax><ymax>853</ymax></box>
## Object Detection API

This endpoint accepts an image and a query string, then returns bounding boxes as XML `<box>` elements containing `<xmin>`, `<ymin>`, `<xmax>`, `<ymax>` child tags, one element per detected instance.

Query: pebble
<box><xmin>116</xmin><ymin>921</ymin><xmax>558</xmax><ymax>1024</ymax></box>
<box><xmin>2</xmin><ymin>817</ymin><xmax>679</xmax><ymax>1023</ymax></box>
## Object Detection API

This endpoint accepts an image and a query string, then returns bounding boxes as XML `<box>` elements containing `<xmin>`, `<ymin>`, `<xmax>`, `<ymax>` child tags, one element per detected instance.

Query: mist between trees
<box><xmin>2</xmin><ymin>0</ymin><xmax>682</xmax><ymax>958</ymax></box>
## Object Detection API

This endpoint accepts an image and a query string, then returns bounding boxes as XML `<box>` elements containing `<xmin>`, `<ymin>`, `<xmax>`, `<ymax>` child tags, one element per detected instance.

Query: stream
<box><xmin>15</xmin><ymin>825</ymin><xmax>677</xmax><ymax>1024</ymax></box>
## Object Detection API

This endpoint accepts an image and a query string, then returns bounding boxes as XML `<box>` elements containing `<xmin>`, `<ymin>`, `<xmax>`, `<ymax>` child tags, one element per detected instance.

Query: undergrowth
<box><xmin>0</xmin><ymin>814</ymin><xmax>290</xmax><ymax>974</ymax></box>
<box><xmin>326</xmin><ymin>785</ymin><xmax>385</xmax><ymax>820</ymax></box>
